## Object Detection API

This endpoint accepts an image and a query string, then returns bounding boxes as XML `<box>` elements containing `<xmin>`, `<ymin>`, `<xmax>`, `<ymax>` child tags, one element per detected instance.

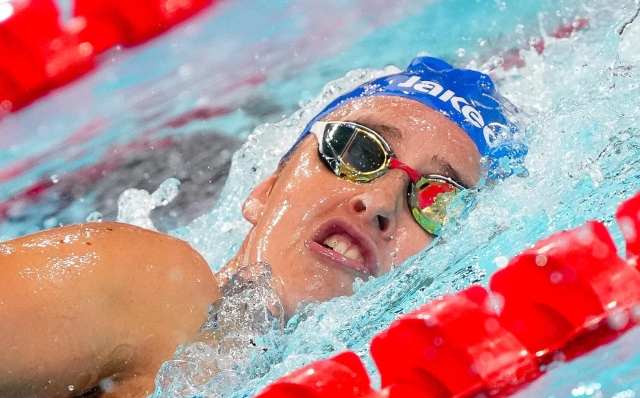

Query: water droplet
<box><xmin>485</xmin><ymin>293</ymin><xmax>505</xmax><ymax>314</ymax></box>
<box><xmin>68</xmin><ymin>385</ymin><xmax>74</xmax><ymax>391</ymax></box>
<box><xmin>619</xmin><ymin>216</ymin><xmax>637</xmax><ymax>243</ymax></box>
<box><xmin>494</xmin><ymin>256</ymin><xmax>509</xmax><ymax>268</ymax></box>
<box><xmin>352</xmin><ymin>277</ymin><xmax>364</xmax><ymax>292</ymax></box>
<box><xmin>549</xmin><ymin>271</ymin><xmax>563</xmax><ymax>284</ymax></box>
<box><xmin>151</xmin><ymin>178</ymin><xmax>181</xmax><ymax>208</ymax></box>
<box><xmin>607</xmin><ymin>309</ymin><xmax>629</xmax><ymax>331</ymax></box>
<box><xmin>86</xmin><ymin>211</ymin><xmax>103</xmax><ymax>223</ymax></box>
<box><xmin>535</xmin><ymin>254</ymin><xmax>548</xmax><ymax>266</ymax></box>
<box><xmin>99</xmin><ymin>377</ymin><xmax>116</xmax><ymax>393</ymax></box>
<box><xmin>43</xmin><ymin>218</ymin><xmax>58</xmax><ymax>229</ymax></box>
<box><xmin>50</xmin><ymin>174</ymin><xmax>59</xmax><ymax>184</ymax></box>
<box><xmin>456</xmin><ymin>47</ymin><xmax>466</xmax><ymax>57</ymax></box>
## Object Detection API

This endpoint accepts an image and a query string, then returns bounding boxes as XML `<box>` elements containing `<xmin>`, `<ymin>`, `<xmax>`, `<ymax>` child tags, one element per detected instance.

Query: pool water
<box><xmin>1</xmin><ymin>0</ymin><xmax>640</xmax><ymax>397</ymax></box>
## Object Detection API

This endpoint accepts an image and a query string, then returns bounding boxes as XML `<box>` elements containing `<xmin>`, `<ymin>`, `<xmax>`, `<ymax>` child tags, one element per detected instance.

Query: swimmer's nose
<box><xmin>348</xmin><ymin>170</ymin><xmax>407</xmax><ymax>238</ymax></box>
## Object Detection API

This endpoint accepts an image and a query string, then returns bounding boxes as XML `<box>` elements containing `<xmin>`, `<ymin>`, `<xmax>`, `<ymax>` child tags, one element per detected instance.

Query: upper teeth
<box><xmin>323</xmin><ymin>234</ymin><xmax>365</xmax><ymax>264</ymax></box>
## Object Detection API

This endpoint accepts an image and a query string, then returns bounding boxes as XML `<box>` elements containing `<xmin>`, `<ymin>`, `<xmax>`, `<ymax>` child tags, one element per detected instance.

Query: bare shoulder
<box><xmin>0</xmin><ymin>222</ymin><xmax>219</xmax><ymax>397</ymax></box>
<box><xmin>1</xmin><ymin>221</ymin><xmax>214</xmax><ymax>285</ymax></box>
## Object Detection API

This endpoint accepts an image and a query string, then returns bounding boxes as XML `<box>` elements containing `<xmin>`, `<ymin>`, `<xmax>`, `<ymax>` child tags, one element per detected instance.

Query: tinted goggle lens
<box><xmin>410</xmin><ymin>178</ymin><xmax>461</xmax><ymax>235</ymax></box>
<box><xmin>323</xmin><ymin>124</ymin><xmax>388</xmax><ymax>177</ymax></box>
<box><xmin>312</xmin><ymin>121</ymin><xmax>463</xmax><ymax>236</ymax></box>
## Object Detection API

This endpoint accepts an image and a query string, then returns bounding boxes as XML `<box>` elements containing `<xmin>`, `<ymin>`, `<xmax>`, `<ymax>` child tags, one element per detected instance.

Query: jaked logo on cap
<box><xmin>395</xmin><ymin>75</ymin><xmax>507</xmax><ymax>149</ymax></box>
<box><xmin>290</xmin><ymin>56</ymin><xmax>527</xmax><ymax>178</ymax></box>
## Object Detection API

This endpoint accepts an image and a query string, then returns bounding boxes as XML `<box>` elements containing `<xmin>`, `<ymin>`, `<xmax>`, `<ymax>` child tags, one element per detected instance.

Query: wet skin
<box><xmin>0</xmin><ymin>96</ymin><xmax>481</xmax><ymax>397</ymax></box>
<box><xmin>228</xmin><ymin>95</ymin><xmax>482</xmax><ymax>318</ymax></box>
<box><xmin>0</xmin><ymin>223</ymin><xmax>219</xmax><ymax>398</ymax></box>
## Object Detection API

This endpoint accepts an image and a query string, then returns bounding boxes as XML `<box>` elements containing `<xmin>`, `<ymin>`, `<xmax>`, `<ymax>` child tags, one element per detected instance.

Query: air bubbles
<box><xmin>456</xmin><ymin>48</ymin><xmax>466</xmax><ymax>57</ymax></box>
<box><xmin>50</xmin><ymin>174</ymin><xmax>59</xmax><ymax>184</ymax></box>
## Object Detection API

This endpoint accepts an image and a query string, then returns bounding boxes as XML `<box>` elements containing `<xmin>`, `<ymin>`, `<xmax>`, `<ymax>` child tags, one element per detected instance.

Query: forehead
<box><xmin>322</xmin><ymin>96</ymin><xmax>483</xmax><ymax>186</ymax></box>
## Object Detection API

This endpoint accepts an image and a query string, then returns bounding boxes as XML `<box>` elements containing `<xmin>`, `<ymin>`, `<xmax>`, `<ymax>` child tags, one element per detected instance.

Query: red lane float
<box><xmin>370</xmin><ymin>285</ymin><xmax>539</xmax><ymax>398</ymax></box>
<box><xmin>0</xmin><ymin>0</ymin><xmax>94</xmax><ymax>111</ymax></box>
<box><xmin>73</xmin><ymin>0</ymin><xmax>215</xmax><ymax>55</ymax></box>
<box><xmin>254</xmin><ymin>351</ymin><xmax>380</xmax><ymax>398</ymax></box>
<box><xmin>491</xmin><ymin>220</ymin><xmax>640</xmax><ymax>361</ymax></box>
<box><xmin>617</xmin><ymin>190</ymin><xmax>640</xmax><ymax>266</ymax></box>
<box><xmin>0</xmin><ymin>0</ymin><xmax>217</xmax><ymax>113</ymax></box>
<box><xmin>0</xmin><ymin>8</ymin><xmax>589</xmax><ymax>116</ymax></box>
<box><xmin>255</xmin><ymin>191</ymin><xmax>640</xmax><ymax>398</ymax></box>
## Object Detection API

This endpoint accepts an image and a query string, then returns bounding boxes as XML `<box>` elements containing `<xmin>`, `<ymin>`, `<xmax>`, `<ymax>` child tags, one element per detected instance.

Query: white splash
<box><xmin>117</xmin><ymin>178</ymin><xmax>181</xmax><ymax>231</ymax></box>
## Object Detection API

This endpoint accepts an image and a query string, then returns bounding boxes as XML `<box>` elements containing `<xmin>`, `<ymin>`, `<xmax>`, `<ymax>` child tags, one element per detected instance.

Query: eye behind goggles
<box><xmin>309</xmin><ymin>121</ymin><xmax>465</xmax><ymax>236</ymax></box>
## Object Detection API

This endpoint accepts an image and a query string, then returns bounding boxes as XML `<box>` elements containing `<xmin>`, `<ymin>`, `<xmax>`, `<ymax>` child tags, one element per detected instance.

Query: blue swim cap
<box><xmin>294</xmin><ymin>56</ymin><xmax>527</xmax><ymax>178</ymax></box>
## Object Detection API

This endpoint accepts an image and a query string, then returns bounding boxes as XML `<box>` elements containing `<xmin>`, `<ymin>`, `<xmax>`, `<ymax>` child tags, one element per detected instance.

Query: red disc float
<box><xmin>73</xmin><ymin>0</ymin><xmax>215</xmax><ymax>54</ymax></box>
<box><xmin>490</xmin><ymin>220</ymin><xmax>640</xmax><ymax>362</ymax></box>
<box><xmin>0</xmin><ymin>0</ymin><xmax>94</xmax><ymax>111</ymax></box>
<box><xmin>254</xmin><ymin>351</ymin><xmax>379</xmax><ymax>398</ymax></box>
<box><xmin>370</xmin><ymin>285</ymin><xmax>540</xmax><ymax>398</ymax></box>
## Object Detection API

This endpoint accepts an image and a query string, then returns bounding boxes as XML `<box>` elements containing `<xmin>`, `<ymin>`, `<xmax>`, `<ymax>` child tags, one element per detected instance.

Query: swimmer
<box><xmin>0</xmin><ymin>56</ymin><xmax>525</xmax><ymax>398</ymax></box>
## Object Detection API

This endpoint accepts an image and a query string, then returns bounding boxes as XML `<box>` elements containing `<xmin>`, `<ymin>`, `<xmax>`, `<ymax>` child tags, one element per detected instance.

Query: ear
<box><xmin>242</xmin><ymin>173</ymin><xmax>278</xmax><ymax>225</ymax></box>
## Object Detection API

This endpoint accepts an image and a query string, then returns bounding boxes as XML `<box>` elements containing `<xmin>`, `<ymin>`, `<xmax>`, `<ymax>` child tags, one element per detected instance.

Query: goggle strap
<box><xmin>309</xmin><ymin>121</ymin><xmax>328</xmax><ymax>148</ymax></box>
<box><xmin>389</xmin><ymin>158</ymin><xmax>422</xmax><ymax>183</ymax></box>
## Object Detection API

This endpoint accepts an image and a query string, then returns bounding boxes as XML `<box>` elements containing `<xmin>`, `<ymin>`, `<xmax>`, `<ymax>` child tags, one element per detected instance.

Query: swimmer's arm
<box><xmin>0</xmin><ymin>222</ymin><xmax>220</xmax><ymax>398</ymax></box>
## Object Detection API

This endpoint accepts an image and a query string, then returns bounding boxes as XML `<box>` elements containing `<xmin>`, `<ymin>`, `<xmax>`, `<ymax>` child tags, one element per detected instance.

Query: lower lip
<box><xmin>305</xmin><ymin>240</ymin><xmax>371</xmax><ymax>275</ymax></box>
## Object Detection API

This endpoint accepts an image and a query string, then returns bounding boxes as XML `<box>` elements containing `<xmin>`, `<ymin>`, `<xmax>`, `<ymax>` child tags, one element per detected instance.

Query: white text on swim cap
<box><xmin>396</xmin><ymin>75</ymin><xmax>500</xmax><ymax>147</ymax></box>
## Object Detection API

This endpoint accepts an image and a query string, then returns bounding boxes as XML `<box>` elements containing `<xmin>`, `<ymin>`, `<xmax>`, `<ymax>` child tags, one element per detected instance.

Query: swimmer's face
<box><xmin>240</xmin><ymin>96</ymin><xmax>482</xmax><ymax>318</ymax></box>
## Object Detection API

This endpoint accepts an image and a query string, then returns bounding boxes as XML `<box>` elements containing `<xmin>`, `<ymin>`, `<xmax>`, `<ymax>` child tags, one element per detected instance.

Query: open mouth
<box><xmin>321</xmin><ymin>233</ymin><xmax>366</xmax><ymax>264</ymax></box>
<box><xmin>305</xmin><ymin>219</ymin><xmax>377</xmax><ymax>276</ymax></box>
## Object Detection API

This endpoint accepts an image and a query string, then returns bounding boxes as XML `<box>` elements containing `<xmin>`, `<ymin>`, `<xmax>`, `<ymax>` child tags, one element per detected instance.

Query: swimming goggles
<box><xmin>309</xmin><ymin>121</ymin><xmax>464</xmax><ymax>236</ymax></box>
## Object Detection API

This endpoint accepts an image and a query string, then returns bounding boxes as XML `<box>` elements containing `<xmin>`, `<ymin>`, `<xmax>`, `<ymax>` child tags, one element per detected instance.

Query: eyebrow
<box><xmin>432</xmin><ymin>155</ymin><xmax>469</xmax><ymax>189</ymax></box>
<box><xmin>340</xmin><ymin>118</ymin><xmax>469</xmax><ymax>188</ymax></box>
<box><xmin>344</xmin><ymin>118</ymin><xmax>404</xmax><ymax>141</ymax></box>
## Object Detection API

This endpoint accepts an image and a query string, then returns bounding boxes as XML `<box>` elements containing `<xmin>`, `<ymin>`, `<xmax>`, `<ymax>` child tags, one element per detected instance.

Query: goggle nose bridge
<box><xmin>307</xmin><ymin>121</ymin><xmax>464</xmax><ymax>236</ymax></box>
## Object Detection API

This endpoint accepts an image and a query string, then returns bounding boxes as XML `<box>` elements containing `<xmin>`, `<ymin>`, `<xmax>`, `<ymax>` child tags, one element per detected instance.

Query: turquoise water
<box><xmin>2</xmin><ymin>0</ymin><xmax>640</xmax><ymax>396</ymax></box>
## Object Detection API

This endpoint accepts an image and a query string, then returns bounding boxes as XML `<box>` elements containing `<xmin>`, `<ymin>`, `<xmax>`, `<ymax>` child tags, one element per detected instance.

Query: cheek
<box><xmin>378</xmin><ymin>217</ymin><xmax>434</xmax><ymax>274</ymax></box>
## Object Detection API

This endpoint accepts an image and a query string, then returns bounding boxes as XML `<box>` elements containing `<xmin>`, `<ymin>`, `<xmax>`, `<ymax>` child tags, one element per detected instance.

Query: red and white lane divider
<box><xmin>255</xmin><ymin>190</ymin><xmax>640</xmax><ymax>398</ymax></box>
<box><xmin>0</xmin><ymin>0</ymin><xmax>217</xmax><ymax>113</ymax></box>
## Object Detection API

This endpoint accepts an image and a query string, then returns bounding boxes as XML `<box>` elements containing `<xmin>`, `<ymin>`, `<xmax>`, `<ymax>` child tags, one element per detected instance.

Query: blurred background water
<box><xmin>1</xmin><ymin>0</ymin><xmax>640</xmax><ymax>396</ymax></box>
